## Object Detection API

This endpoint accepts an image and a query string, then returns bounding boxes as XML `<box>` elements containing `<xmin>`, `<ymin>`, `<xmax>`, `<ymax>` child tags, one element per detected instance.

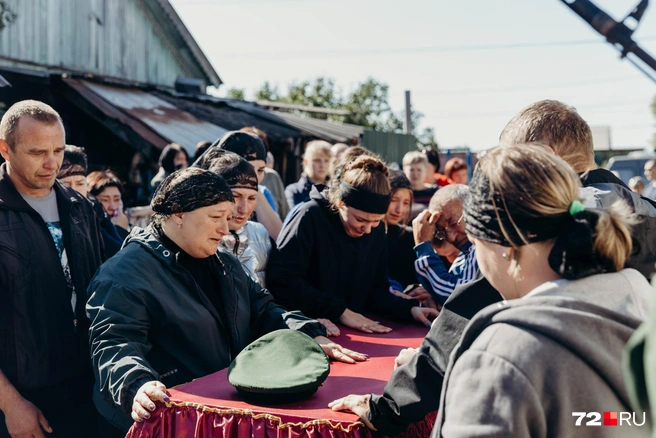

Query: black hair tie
<box><xmin>547</xmin><ymin>210</ymin><xmax>614</xmax><ymax>279</ymax></box>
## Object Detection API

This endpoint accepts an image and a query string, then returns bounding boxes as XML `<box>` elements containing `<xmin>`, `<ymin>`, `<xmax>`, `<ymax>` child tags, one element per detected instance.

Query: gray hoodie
<box><xmin>433</xmin><ymin>269</ymin><xmax>652</xmax><ymax>438</ymax></box>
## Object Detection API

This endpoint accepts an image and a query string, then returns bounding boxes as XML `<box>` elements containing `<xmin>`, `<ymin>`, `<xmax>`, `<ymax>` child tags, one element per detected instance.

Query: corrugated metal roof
<box><xmin>156</xmin><ymin>90</ymin><xmax>365</xmax><ymax>143</ymax></box>
<box><xmin>76</xmin><ymin>80</ymin><xmax>228</xmax><ymax>155</ymax></box>
<box><xmin>154</xmin><ymin>92</ymin><xmax>302</xmax><ymax>142</ymax></box>
<box><xmin>270</xmin><ymin>111</ymin><xmax>365</xmax><ymax>143</ymax></box>
<box><xmin>228</xmin><ymin>100</ymin><xmax>364</xmax><ymax>143</ymax></box>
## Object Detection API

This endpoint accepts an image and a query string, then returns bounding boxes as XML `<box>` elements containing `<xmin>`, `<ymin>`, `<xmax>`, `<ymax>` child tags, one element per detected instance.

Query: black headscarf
<box><xmin>213</xmin><ymin>131</ymin><xmax>267</xmax><ymax>162</ymax></box>
<box><xmin>464</xmin><ymin>169</ymin><xmax>567</xmax><ymax>247</ymax></box>
<box><xmin>151</xmin><ymin>167</ymin><xmax>234</xmax><ymax>215</ymax></box>
<box><xmin>207</xmin><ymin>151</ymin><xmax>259</xmax><ymax>191</ymax></box>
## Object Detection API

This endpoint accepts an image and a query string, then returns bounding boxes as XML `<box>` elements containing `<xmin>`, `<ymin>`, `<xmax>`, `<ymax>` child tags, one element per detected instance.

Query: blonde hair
<box><xmin>402</xmin><ymin>151</ymin><xmax>428</xmax><ymax>167</ymax></box>
<box><xmin>479</xmin><ymin>144</ymin><xmax>634</xmax><ymax>273</ymax></box>
<box><xmin>329</xmin><ymin>155</ymin><xmax>390</xmax><ymax>208</ymax></box>
<box><xmin>499</xmin><ymin>100</ymin><xmax>595</xmax><ymax>173</ymax></box>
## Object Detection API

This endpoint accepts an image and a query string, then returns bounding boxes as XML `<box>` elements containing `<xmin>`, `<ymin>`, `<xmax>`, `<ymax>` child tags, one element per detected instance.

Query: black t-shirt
<box><xmin>412</xmin><ymin>186</ymin><xmax>438</xmax><ymax>207</ymax></box>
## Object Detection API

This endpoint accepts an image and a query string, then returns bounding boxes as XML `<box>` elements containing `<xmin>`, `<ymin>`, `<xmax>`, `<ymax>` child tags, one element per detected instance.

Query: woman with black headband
<box><xmin>267</xmin><ymin>156</ymin><xmax>439</xmax><ymax>333</ymax></box>
<box><xmin>86</xmin><ymin>168</ymin><xmax>365</xmax><ymax>434</ymax></box>
<box><xmin>197</xmin><ymin>131</ymin><xmax>283</xmax><ymax>240</ymax></box>
<box><xmin>429</xmin><ymin>145</ymin><xmax>651</xmax><ymax>437</ymax></box>
<box><xmin>201</xmin><ymin>151</ymin><xmax>272</xmax><ymax>287</ymax></box>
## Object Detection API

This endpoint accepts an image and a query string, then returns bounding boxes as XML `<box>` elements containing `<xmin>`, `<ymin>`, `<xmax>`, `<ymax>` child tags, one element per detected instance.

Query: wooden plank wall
<box><xmin>0</xmin><ymin>0</ymin><xmax>194</xmax><ymax>87</ymax></box>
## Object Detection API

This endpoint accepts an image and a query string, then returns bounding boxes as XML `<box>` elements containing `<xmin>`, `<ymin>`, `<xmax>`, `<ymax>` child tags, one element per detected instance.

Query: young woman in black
<box><xmin>267</xmin><ymin>156</ymin><xmax>438</xmax><ymax>333</ymax></box>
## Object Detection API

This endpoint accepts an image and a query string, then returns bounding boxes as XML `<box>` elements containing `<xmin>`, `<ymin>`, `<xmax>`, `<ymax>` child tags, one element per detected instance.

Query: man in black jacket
<box><xmin>330</xmin><ymin>99</ymin><xmax>656</xmax><ymax>436</ymax></box>
<box><xmin>0</xmin><ymin>100</ymin><xmax>104</xmax><ymax>438</ymax></box>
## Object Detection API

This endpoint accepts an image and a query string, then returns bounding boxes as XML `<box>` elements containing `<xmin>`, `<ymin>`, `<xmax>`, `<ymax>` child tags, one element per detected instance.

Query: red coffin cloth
<box><xmin>125</xmin><ymin>319</ymin><xmax>436</xmax><ymax>438</ymax></box>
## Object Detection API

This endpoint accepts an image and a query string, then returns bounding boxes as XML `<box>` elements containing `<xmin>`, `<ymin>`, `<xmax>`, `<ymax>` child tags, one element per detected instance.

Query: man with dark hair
<box><xmin>0</xmin><ymin>100</ymin><xmax>103</xmax><ymax>437</ymax></box>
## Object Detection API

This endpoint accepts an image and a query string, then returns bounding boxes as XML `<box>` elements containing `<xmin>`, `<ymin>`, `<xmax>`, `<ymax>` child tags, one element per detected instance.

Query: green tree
<box><xmin>343</xmin><ymin>78</ymin><xmax>395</xmax><ymax>130</ymax></box>
<box><xmin>282</xmin><ymin>77</ymin><xmax>341</xmax><ymax>120</ymax></box>
<box><xmin>226</xmin><ymin>88</ymin><xmax>245</xmax><ymax>100</ymax></box>
<box><xmin>255</xmin><ymin>81</ymin><xmax>281</xmax><ymax>102</ymax></box>
<box><xmin>251</xmin><ymin>76</ymin><xmax>439</xmax><ymax>146</ymax></box>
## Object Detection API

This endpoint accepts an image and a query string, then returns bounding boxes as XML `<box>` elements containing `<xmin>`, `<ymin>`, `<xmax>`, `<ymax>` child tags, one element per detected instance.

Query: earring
<box><xmin>502</xmin><ymin>253</ymin><xmax>508</xmax><ymax>260</ymax></box>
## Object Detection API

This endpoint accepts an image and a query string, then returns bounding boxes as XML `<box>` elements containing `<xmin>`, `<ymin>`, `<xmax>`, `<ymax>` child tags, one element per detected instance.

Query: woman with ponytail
<box><xmin>431</xmin><ymin>144</ymin><xmax>652</xmax><ymax>438</ymax></box>
<box><xmin>267</xmin><ymin>155</ymin><xmax>438</xmax><ymax>333</ymax></box>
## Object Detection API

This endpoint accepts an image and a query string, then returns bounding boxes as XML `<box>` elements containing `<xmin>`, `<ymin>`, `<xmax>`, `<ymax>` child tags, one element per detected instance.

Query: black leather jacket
<box><xmin>0</xmin><ymin>163</ymin><xmax>103</xmax><ymax>391</ymax></box>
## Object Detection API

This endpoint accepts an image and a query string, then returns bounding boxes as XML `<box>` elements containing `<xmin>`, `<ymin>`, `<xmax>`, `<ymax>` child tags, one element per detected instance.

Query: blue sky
<box><xmin>170</xmin><ymin>0</ymin><xmax>656</xmax><ymax>151</ymax></box>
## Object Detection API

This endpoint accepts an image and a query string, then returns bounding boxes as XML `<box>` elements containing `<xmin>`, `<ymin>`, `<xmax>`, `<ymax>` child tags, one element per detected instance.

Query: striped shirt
<box><xmin>414</xmin><ymin>241</ymin><xmax>478</xmax><ymax>304</ymax></box>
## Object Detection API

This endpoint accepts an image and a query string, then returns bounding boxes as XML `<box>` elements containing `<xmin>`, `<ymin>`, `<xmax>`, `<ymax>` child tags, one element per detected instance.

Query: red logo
<box><xmin>604</xmin><ymin>412</ymin><xmax>618</xmax><ymax>426</ymax></box>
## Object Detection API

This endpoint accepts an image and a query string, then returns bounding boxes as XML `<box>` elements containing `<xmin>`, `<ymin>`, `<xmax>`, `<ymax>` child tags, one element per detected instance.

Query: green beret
<box><xmin>228</xmin><ymin>329</ymin><xmax>330</xmax><ymax>404</ymax></box>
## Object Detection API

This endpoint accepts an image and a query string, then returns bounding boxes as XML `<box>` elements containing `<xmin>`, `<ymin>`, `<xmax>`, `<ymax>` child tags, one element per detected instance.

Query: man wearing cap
<box><xmin>0</xmin><ymin>100</ymin><xmax>103</xmax><ymax>437</ymax></box>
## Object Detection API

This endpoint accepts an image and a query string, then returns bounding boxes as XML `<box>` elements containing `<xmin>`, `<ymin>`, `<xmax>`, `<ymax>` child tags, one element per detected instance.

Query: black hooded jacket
<box><xmin>267</xmin><ymin>186</ymin><xmax>419</xmax><ymax>322</ymax></box>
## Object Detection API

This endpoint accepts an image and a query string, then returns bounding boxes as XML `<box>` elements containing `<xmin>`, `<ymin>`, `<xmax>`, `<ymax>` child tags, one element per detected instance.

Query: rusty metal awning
<box><xmin>63</xmin><ymin>78</ymin><xmax>228</xmax><ymax>155</ymax></box>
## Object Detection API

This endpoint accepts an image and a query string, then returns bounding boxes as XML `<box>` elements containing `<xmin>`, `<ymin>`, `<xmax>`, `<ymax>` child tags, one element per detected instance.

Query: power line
<box><xmin>423</xmin><ymin>99</ymin><xmax>650</xmax><ymax>119</ymax></box>
<box><xmin>207</xmin><ymin>36</ymin><xmax>656</xmax><ymax>59</ymax></box>
<box><xmin>413</xmin><ymin>76</ymin><xmax>645</xmax><ymax>96</ymax></box>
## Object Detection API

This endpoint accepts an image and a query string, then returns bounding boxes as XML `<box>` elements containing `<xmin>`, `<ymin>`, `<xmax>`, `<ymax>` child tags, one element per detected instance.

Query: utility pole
<box><xmin>404</xmin><ymin>90</ymin><xmax>413</xmax><ymax>134</ymax></box>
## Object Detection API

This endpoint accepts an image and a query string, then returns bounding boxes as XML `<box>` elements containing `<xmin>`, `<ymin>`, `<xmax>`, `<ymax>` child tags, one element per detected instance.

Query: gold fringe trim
<box><xmin>164</xmin><ymin>400</ymin><xmax>366</xmax><ymax>433</ymax></box>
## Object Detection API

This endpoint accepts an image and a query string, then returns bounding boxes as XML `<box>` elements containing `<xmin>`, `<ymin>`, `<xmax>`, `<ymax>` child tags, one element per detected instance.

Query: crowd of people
<box><xmin>0</xmin><ymin>97</ymin><xmax>655</xmax><ymax>438</ymax></box>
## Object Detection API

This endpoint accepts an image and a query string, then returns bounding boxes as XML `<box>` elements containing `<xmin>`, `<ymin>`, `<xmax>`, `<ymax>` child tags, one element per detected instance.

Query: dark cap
<box><xmin>58</xmin><ymin>145</ymin><xmax>88</xmax><ymax>179</ymax></box>
<box><xmin>151</xmin><ymin>167</ymin><xmax>234</xmax><ymax>215</ymax></box>
<box><xmin>213</xmin><ymin>131</ymin><xmax>267</xmax><ymax>162</ymax></box>
<box><xmin>228</xmin><ymin>329</ymin><xmax>330</xmax><ymax>404</ymax></box>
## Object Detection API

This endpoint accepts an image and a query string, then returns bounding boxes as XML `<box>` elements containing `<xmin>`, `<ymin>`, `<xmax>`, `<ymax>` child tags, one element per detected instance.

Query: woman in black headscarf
<box><xmin>86</xmin><ymin>168</ymin><xmax>364</xmax><ymax>434</ymax></box>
